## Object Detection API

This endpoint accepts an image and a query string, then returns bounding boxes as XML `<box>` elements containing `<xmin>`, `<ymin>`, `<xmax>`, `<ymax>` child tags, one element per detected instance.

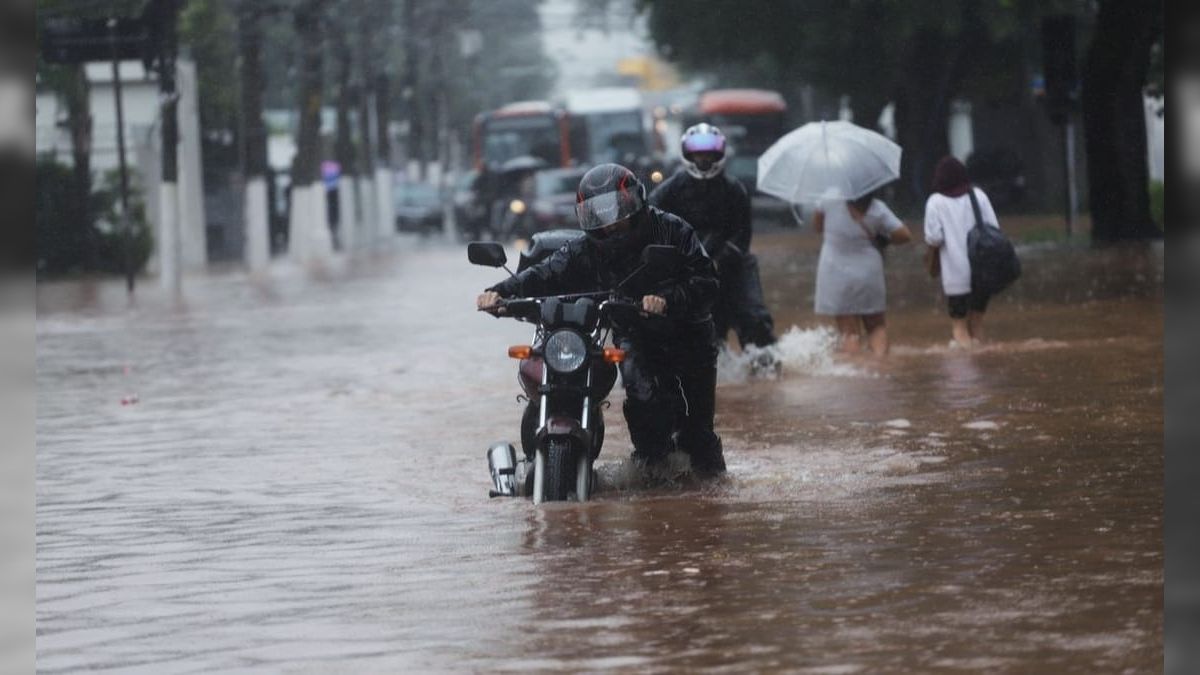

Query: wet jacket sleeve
<box><xmin>657</xmin><ymin>222</ymin><xmax>718</xmax><ymax>319</ymax></box>
<box><xmin>729</xmin><ymin>180</ymin><xmax>752</xmax><ymax>254</ymax></box>
<box><xmin>487</xmin><ymin>244</ymin><xmax>578</xmax><ymax>298</ymax></box>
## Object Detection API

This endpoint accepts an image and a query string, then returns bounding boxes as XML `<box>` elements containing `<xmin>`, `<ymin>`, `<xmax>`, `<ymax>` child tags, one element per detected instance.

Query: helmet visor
<box><xmin>682</xmin><ymin>131</ymin><xmax>726</xmax><ymax>156</ymax></box>
<box><xmin>576</xmin><ymin>189</ymin><xmax>642</xmax><ymax>231</ymax></box>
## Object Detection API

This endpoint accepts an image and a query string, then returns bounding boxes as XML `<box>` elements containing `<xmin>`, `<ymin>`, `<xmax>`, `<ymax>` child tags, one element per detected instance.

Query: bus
<box><xmin>687</xmin><ymin>89</ymin><xmax>788</xmax><ymax>191</ymax></box>
<box><xmin>472</xmin><ymin>101</ymin><xmax>573</xmax><ymax>171</ymax></box>
<box><xmin>563</xmin><ymin>87</ymin><xmax>668</xmax><ymax>186</ymax></box>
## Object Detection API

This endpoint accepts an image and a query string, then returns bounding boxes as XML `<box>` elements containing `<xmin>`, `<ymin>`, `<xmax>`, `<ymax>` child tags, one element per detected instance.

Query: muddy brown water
<box><xmin>36</xmin><ymin>232</ymin><xmax>1162</xmax><ymax>673</ymax></box>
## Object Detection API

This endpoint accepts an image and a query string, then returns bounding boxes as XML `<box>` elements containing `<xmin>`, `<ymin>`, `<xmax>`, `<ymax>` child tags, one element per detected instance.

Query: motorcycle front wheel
<box><xmin>542</xmin><ymin>438</ymin><xmax>577</xmax><ymax>502</ymax></box>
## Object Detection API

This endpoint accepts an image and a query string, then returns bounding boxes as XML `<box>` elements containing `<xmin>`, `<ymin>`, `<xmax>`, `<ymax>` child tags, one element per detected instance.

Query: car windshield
<box><xmin>396</xmin><ymin>183</ymin><xmax>441</xmax><ymax>207</ymax></box>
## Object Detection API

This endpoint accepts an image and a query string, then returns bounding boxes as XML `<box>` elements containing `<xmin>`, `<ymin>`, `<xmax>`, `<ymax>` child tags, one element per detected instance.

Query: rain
<box><xmin>12</xmin><ymin>0</ymin><xmax>1190</xmax><ymax>672</ymax></box>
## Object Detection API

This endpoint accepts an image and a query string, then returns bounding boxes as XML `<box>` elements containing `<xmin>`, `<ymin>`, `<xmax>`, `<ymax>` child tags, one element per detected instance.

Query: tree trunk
<box><xmin>63</xmin><ymin>63</ymin><xmax>97</xmax><ymax>268</ymax></box>
<box><xmin>290</xmin><ymin>0</ymin><xmax>331</xmax><ymax>260</ymax></box>
<box><xmin>239</xmin><ymin>4</ymin><xmax>271</xmax><ymax>269</ymax></box>
<box><xmin>403</xmin><ymin>0</ymin><xmax>426</xmax><ymax>178</ymax></box>
<box><xmin>353</xmin><ymin>0</ymin><xmax>378</xmax><ymax>235</ymax></box>
<box><xmin>374</xmin><ymin>73</ymin><xmax>392</xmax><ymax>170</ymax></box>
<box><xmin>1081</xmin><ymin>0</ymin><xmax>1162</xmax><ymax>241</ymax></box>
<box><xmin>332</xmin><ymin>26</ymin><xmax>357</xmax><ymax>249</ymax></box>
<box><xmin>894</xmin><ymin>28</ymin><xmax>960</xmax><ymax>210</ymax></box>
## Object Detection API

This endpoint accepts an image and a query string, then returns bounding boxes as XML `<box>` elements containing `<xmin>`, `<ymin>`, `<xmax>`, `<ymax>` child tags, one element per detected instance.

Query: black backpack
<box><xmin>967</xmin><ymin>188</ymin><xmax>1021</xmax><ymax>295</ymax></box>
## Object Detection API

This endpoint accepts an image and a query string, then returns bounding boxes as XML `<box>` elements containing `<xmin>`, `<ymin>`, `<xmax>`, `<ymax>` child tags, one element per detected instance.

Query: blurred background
<box><xmin>30</xmin><ymin>0</ymin><xmax>1165</xmax><ymax>286</ymax></box>
<box><xmin>17</xmin><ymin>1</ymin><xmax>1191</xmax><ymax>673</ymax></box>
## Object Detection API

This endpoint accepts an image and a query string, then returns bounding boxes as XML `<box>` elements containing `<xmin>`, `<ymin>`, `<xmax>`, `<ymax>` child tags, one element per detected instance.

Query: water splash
<box><xmin>717</xmin><ymin>326</ymin><xmax>867</xmax><ymax>383</ymax></box>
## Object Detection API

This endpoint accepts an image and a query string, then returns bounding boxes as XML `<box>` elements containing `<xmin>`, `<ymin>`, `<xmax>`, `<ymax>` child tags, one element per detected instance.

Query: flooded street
<box><xmin>36</xmin><ymin>232</ymin><xmax>1162</xmax><ymax>673</ymax></box>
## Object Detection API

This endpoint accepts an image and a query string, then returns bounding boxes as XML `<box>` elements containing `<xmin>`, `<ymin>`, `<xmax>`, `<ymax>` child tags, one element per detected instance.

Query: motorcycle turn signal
<box><xmin>602</xmin><ymin>347</ymin><xmax>626</xmax><ymax>364</ymax></box>
<box><xmin>508</xmin><ymin>345</ymin><xmax>532</xmax><ymax>359</ymax></box>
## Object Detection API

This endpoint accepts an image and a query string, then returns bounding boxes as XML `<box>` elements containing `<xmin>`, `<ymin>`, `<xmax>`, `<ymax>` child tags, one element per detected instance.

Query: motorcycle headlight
<box><xmin>543</xmin><ymin>330</ymin><xmax>588</xmax><ymax>373</ymax></box>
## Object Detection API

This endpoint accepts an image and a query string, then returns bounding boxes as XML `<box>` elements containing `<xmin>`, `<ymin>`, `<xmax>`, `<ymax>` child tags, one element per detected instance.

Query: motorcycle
<box><xmin>469</xmin><ymin>231</ymin><xmax>680</xmax><ymax>503</ymax></box>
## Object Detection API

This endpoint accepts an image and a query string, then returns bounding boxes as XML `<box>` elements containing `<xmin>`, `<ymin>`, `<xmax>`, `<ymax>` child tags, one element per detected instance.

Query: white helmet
<box><xmin>680</xmin><ymin>123</ymin><xmax>728</xmax><ymax>179</ymax></box>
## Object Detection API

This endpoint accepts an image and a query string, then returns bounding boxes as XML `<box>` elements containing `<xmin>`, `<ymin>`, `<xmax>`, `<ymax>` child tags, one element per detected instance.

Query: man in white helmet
<box><xmin>649</xmin><ymin>123</ymin><xmax>779</xmax><ymax>370</ymax></box>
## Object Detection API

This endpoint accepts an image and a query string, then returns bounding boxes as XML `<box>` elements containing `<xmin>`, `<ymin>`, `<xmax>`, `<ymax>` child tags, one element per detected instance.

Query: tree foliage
<box><xmin>637</xmin><ymin>0</ymin><xmax>1088</xmax><ymax>206</ymax></box>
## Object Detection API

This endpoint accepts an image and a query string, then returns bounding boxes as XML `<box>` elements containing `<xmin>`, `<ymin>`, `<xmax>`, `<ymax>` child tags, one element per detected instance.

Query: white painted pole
<box><xmin>338</xmin><ymin>175</ymin><xmax>356</xmax><ymax>251</ymax></box>
<box><xmin>308</xmin><ymin>181</ymin><xmax>333</xmax><ymax>261</ymax></box>
<box><xmin>159</xmin><ymin>182</ymin><xmax>181</xmax><ymax>293</ymax></box>
<box><xmin>288</xmin><ymin>184</ymin><xmax>308</xmax><ymax>262</ymax></box>
<box><xmin>357</xmin><ymin>175</ymin><xmax>377</xmax><ymax>243</ymax></box>
<box><xmin>244</xmin><ymin>177</ymin><xmax>270</xmax><ymax>270</ymax></box>
<box><xmin>375</xmin><ymin>166</ymin><xmax>394</xmax><ymax>241</ymax></box>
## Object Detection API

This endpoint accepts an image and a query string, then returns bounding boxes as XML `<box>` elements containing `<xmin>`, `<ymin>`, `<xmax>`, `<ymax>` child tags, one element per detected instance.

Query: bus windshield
<box><xmin>707</xmin><ymin>112</ymin><xmax>785</xmax><ymax>156</ymax></box>
<box><xmin>482</xmin><ymin>115</ymin><xmax>561</xmax><ymax>167</ymax></box>
<box><xmin>582</xmin><ymin>111</ymin><xmax>646</xmax><ymax>164</ymax></box>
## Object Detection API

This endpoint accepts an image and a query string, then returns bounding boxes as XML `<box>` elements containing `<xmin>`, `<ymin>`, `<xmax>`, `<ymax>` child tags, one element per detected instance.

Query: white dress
<box><xmin>923</xmin><ymin>187</ymin><xmax>1000</xmax><ymax>296</ymax></box>
<box><xmin>814</xmin><ymin>199</ymin><xmax>903</xmax><ymax>315</ymax></box>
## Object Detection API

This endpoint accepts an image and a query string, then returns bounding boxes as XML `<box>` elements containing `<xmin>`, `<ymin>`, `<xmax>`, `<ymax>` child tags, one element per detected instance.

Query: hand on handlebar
<box><xmin>477</xmin><ymin>291</ymin><xmax>504</xmax><ymax>315</ymax></box>
<box><xmin>641</xmin><ymin>295</ymin><xmax>667</xmax><ymax>315</ymax></box>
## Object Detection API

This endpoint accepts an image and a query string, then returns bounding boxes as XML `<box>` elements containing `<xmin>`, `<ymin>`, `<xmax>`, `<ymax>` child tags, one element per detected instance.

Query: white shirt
<box><xmin>923</xmin><ymin>187</ymin><xmax>999</xmax><ymax>295</ymax></box>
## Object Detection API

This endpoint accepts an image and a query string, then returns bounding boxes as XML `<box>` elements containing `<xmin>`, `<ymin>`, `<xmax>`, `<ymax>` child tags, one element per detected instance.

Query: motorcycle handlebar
<box><xmin>479</xmin><ymin>294</ymin><xmax>671</xmax><ymax>322</ymax></box>
<box><xmin>479</xmin><ymin>297</ymin><xmax>540</xmax><ymax>320</ymax></box>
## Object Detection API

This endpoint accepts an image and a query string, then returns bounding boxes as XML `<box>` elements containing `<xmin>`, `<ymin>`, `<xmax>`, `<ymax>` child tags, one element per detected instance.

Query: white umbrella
<box><xmin>756</xmin><ymin>120</ymin><xmax>902</xmax><ymax>204</ymax></box>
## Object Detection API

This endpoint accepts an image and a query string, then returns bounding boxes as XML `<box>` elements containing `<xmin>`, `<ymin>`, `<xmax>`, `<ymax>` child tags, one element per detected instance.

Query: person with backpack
<box><xmin>923</xmin><ymin>155</ymin><xmax>1019</xmax><ymax>348</ymax></box>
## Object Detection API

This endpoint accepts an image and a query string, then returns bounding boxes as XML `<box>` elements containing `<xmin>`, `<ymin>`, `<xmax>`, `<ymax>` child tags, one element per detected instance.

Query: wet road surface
<box><xmin>36</xmin><ymin>232</ymin><xmax>1162</xmax><ymax>672</ymax></box>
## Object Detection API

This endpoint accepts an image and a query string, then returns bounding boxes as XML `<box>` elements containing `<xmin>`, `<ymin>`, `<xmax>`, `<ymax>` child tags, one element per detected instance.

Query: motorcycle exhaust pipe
<box><xmin>487</xmin><ymin>442</ymin><xmax>519</xmax><ymax>498</ymax></box>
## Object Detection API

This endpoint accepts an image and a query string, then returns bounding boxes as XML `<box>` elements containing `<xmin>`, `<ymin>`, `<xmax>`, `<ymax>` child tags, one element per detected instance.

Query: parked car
<box><xmin>394</xmin><ymin>181</ymin><xmax>445</xmax><ymax>233</ymax></box>
<box><xmin>453</xmin><ymin>169</ymin><xmax>488</xmax><ymax>240</ymax></box>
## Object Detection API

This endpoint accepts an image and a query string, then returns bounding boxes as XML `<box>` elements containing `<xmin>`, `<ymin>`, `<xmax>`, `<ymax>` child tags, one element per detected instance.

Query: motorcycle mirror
<box><xmin>467</xmin><ymin>242</ymin><xmax>507</xmax><ymax>268</ymax></box>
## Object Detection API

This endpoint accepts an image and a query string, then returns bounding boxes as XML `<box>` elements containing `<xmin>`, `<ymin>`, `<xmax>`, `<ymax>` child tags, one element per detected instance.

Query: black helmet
<box><xmin>575</xmin><ymin>163</ymin><xmax>646</xmax><ymax>233</ymax></box>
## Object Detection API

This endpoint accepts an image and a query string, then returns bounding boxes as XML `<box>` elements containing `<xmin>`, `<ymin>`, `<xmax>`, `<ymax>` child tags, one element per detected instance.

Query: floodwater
<box><xmin>36</xmin><ymin>230</ymin><xmax>1162</xmax><ymax>673</ymax></box>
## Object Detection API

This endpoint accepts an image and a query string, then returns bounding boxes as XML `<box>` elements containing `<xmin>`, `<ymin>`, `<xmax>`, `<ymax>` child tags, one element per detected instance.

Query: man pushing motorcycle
<box><xmin>475</xmin><ymin>163</ymin><xmax>727</xmax><ymax>477</ymax></box>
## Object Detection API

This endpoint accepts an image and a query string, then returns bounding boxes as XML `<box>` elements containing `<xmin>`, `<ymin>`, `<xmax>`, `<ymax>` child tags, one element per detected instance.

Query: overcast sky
<box><xmin>537</xmin><ymin>0</ymin><xmax>654</xmax><ymax>95</ymax></box>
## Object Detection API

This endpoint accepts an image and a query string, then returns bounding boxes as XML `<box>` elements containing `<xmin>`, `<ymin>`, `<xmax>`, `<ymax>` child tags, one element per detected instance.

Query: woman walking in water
<box><xmin>923</xmin><ymin>156</ymin><xmax>1002</xmax><ymax>348</ymax></box>
<box><xmin>812</xmin><ymin>190</ymin><xmax>913</xmax><ymax>356</ymax></box>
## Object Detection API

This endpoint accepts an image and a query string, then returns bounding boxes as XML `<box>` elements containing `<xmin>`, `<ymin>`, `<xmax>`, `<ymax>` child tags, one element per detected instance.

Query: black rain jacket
<box><xmin>487</xmin><ymin>206</ymin><xmax>718</xmax><ymax>344</ymax></box>
<box><xmin>648</xmin><ymin>169</ymin><xmax>752</xmax><ymax>264</ymax></box>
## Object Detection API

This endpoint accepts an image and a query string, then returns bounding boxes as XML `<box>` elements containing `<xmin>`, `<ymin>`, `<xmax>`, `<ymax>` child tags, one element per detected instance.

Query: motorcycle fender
<box><xmin>536</xmin><ymin>416</ymin><xmax>590</xmax><ymax>452</ymax></box>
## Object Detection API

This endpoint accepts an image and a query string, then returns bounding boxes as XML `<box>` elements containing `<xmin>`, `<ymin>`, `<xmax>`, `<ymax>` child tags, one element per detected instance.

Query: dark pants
<box><xmin>618</xmin><ymin>331</ymin><xmax>725</xmax><ymax>473</ymax></box>
<box><xmin>714</xmin><ymin>253</ymin><xmax>776</xmax><ymax>349</ymax></box>
<box><xmin>947</xmin><ymin>291</ymin><xmax>991</xmax><ymax>318</ymax></box>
